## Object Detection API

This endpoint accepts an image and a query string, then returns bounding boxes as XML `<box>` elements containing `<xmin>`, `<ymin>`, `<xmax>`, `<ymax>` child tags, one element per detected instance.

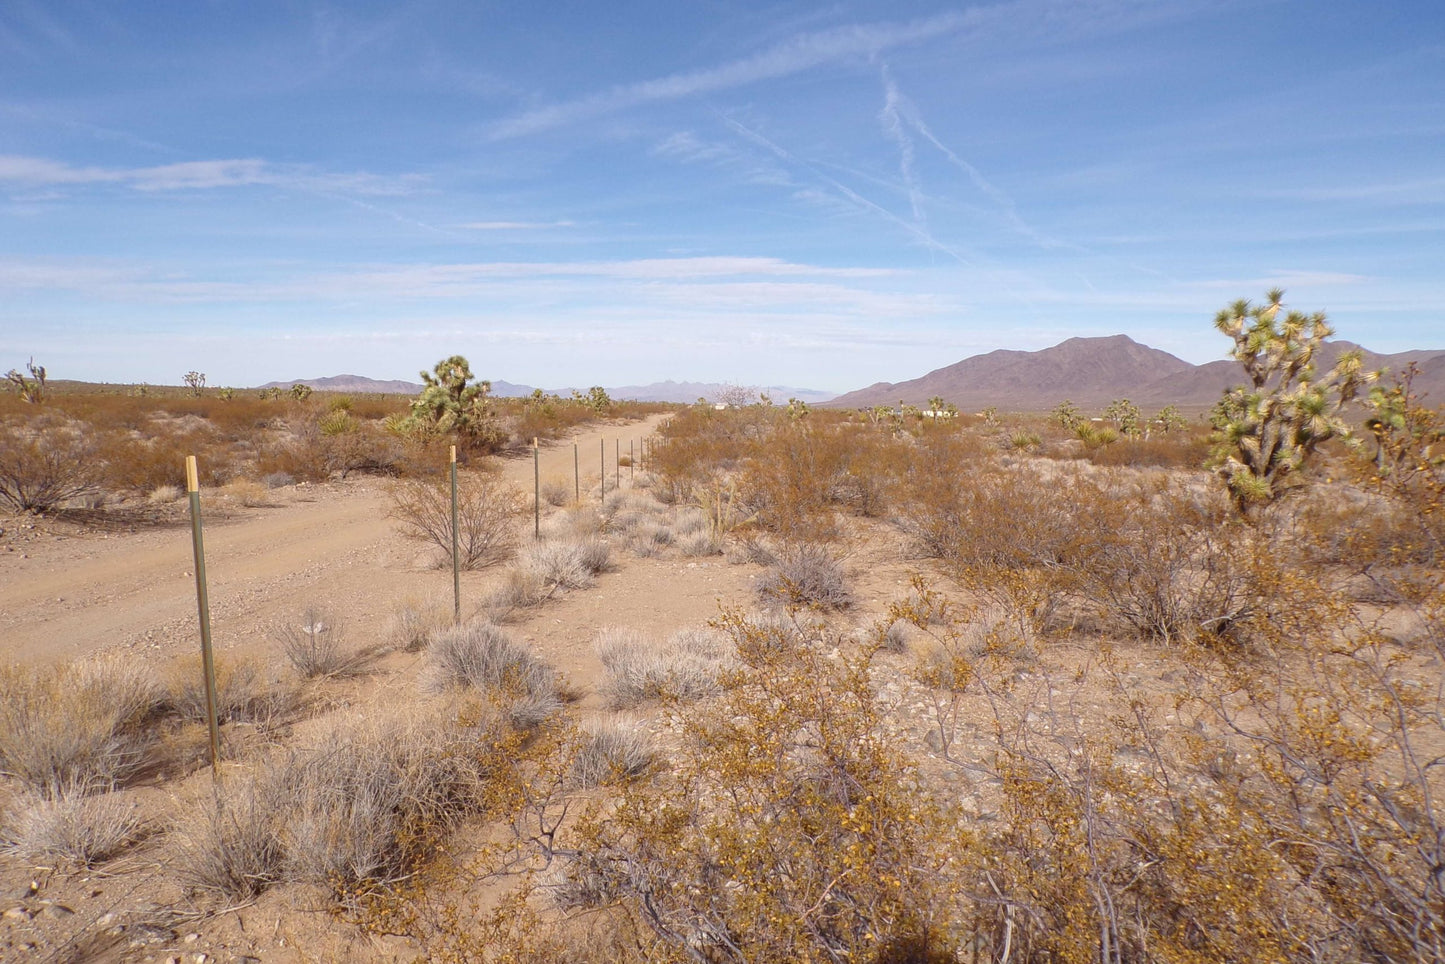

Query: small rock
<box><xmin>3</xmin><ymin>906</ymin><xmax>33</xmax><ymax>921</ymax></box>
<box><xmin>128</xmin><ymin>924</ymin><xmax>178</xmax><ymax>947</ymax></box>
<box><xmin>38</xmin><ymin>903</ymin><xmax>74</xmax><ymax>918</ymax></box>
<box><xmin>183</xmin><ymin>932</ymin><xmax>201</xmax><ymax>943</ymax></box>
<box><xmin>236</xmin><ymin>957</ymin><xmax>262</xmax><ymax>964</ymax></box>
<box><xmin>192</xmin><ymin>953</ymin><xmax>209</xmax><ymax>964</ymax></box>
<box><xmin>96</xmin><ymin>912</ymin><xmax>117</xmax><ymax>927</ymax></box>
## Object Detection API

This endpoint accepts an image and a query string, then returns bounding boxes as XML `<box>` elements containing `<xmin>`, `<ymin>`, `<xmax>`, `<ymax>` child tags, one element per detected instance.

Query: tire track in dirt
<box><xmin>0</xmin><ymin>415</ymin><xmax>670</xmax><ymax>667</ymax></box>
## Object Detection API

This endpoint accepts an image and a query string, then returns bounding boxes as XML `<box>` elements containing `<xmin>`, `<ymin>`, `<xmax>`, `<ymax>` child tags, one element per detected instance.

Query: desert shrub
<box><xmin>148</xmin><ymin>483</ymin><xmax>182</xmax><ymax>504</ymax></box>
<box><xmin>97</xmin><ymin>423</ymin><xmax>228</xmax><ymax>493</ymax></box>
<box><xmin>423</xmin><ymin>621</ymin><xmax>561</xmax><ymax>727</ymax></box>
<box><xmin>952</xmin><ymin>564</ymin><xmax>1070</xmax><ymax>643</ymax></box>
<box><xmin>0</xmin><ymin>415</ymin><xmax>102</xmax><ymax>512</ymax></box>
<box><xmin>522</xmin><ymin>534</ymin><xmax>610</xmax><ymax>590</ymax></box>
<box><xmin>568</xmin><ymin>718</ymin><xmax>654</xmax><ymax>789</ymax></box>
<box><xmin>390</xmin><ymin>470</ymin><xmax>525</xmax><ymax>570</ymax></box>
<box><xmin>385</xmin><ymin>596</ymin><xmax>449</xmax><ymax>651</ymax></box>
<box><xmin>737</xmin><ymin>422</ymin><xmax>848</xmax><ymax>541</ymax></box>
<box><xmin>219</xmin><ymin>478</ymin><xmax>270</xmax><ymax>507</ymax></box>
<box><xmin>276</xmin><ymin>607</ymin><xmax>362</xmax><ymax>678</ymax></box>
<box><xmin>897</xmin><ymin>440</ymin><xmax>1081</xmax><ymax>571</ymax></box>
<box><xmin>175</xmin><ymin>705</ymin><xmax>509</xmax><ymax>900</ymax></box>
<box><xmin>1</xmin><ymin>787</ymin><xmax>147</xmax><ymax>864</ymax></box>
<box><xmin>173</xmin><ymin>779</ymin><xmax>288</xmax><ymax>898</ymax></box>
<box><xmin>1192</xmin><ymin>597</ymin><xmax>1445</xmax><ymax>960</ymax></box>
<box><xmin>165</xmin><ymin>654</ymin><xmax>289</xmax><ymax>726</ymax></box>
<box><xmin>483</xmin><ymin>567</ymin><xmax>551</xmax><ymax>621</ymax></box>
<box><xmin>594</xmin><ymin>626</ymin><xmax>731</xmax><ymax>709</ymax></box>
<box><xmin>1066</xmin><ymin>474</ymin><xmax>1264</xmax><ymax>643</ymax></box>
<box><xmin>563</xmin><ymin>610</ymin><xmax>958</xmax><ymax>961</ymax></box>
<box><xmin>675</xmin><ymin>526</ymin><xmax>720</xmax><ymax>557</ymax></box>
<box><xmin>755</xmin><ymin>542</ymin><xmax>851</xmax><ymax>610</ymax></box>
<box><xmin>280</xmin><ymin>710</ymin><xmax>502</xmax><ymax>892</ymax></box>
<box><xmin>541</xmin><ymin>476</ymin><xmax>572</xmax><ymax>506</ymax></box>
<box><xmin>0</xmin><ymin>658</ymin><xmax>160</xmax><ymax>796</ymax></box>
<box><xmin>1086</xmin><ymin>429</ymin><xmax>1212</xmax><ymax>468</ymax></box>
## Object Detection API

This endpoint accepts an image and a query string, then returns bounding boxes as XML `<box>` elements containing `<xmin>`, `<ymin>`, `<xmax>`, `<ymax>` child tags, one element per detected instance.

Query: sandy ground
<box><xmin>0</xmin><ymin>416</ymin><xmax>673</xmax><ymax>669</ymax></box>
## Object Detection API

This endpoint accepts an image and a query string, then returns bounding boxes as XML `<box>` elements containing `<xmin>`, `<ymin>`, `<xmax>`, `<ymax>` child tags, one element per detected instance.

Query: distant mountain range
<box><xmin>259</xmin><ymin>375</ymin><xmax>540</xmax><ymax>396</ymax></box>
<box><xmin>606</xmin><ymin>381</ymin><xmax>837</xmax><ymax>404</ymax></box>
<box><xmin>257</xmin><ymin>375</ymin><xmax>835</xmax><ymax>404</ymax></box>
<box><xmin>825</xmin><ymin>335</ymin><xmax>1445</xmax><ymax>412</ymax></box>
<box><xmin>261</xmin><ymin>337</ymin><xmax>1445</xmax><ymax>413</ymax></box>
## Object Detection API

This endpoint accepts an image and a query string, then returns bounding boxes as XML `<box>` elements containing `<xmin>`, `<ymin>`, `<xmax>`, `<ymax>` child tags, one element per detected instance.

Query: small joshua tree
<box><xmin>1209</xmin><ymin>289</ymin><xmax>1369</xmax><ymax>514</ymax></box>
<box><xmin>5</xmin><ymin>358</ymin><xmax>47</xmax><ymax>403</ymax></box>
<box><xmin>1104</xmin><ymin>398</ymin><xmax>1142</xmax><ymax>438</ymax></box>
<box><xmin>1050</xmin><ymin>399</ymin><xmax>1083</xmax><ymax>432</ymax></box>
<box><xmin>183</xmin><ymin>371</ymin><xmax>206</xmax><ymax>396</ymax></box>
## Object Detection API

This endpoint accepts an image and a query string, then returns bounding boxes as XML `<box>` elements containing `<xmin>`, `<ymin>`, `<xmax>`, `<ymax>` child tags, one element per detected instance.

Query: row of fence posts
<box><xmin>185</xmin><ymin>432</ymin><xmax>655</xmax><ymax>778</ymax></box>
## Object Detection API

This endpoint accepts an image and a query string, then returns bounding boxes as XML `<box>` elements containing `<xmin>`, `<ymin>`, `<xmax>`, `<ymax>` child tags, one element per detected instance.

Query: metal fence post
<box><xmin>185</xmin><ymin>456</ymin><xmax>222</xmax><ymax>777</ymax></box>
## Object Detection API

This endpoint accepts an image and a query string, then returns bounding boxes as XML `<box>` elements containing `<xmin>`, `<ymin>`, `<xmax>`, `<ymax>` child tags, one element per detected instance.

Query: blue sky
<box><xmin>2</xmin><ymin>0</ymin><xmax>1442</xmax><ymax>392</ymax></box>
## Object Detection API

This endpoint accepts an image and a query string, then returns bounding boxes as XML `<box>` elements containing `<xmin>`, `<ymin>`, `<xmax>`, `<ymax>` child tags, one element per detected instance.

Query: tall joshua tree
<box><xmin>407</xmin><ymin>355</ymin><xmax>504</xmax><ymax>451</ymax></box>
<box><xmin>1209</xmin><ymin>289</ymin><xmax>1369</xmax><ymax>514</ymax></box>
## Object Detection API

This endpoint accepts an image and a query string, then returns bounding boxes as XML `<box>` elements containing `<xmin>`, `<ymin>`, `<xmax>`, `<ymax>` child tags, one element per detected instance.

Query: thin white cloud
<box><xmin>1253</xmin><ymin>177</ymin><xmax>1445</xmax><ymax>203</ymax></box>
<box><xmin>0</xmin><ymin>155</ymin><xmax>423</xmax><ymax>196</ymax></box>
<box><xmin>1187</xmin><ymin>271</ymin><xmax>1373</xmax><ymax>291</ymax></box>
<box><xmin>460</xmin><ymin>220</ymin><xmax>577</xmax><ymax>230</ymax></box>
<box><xmin>719</xmin><ymin>114</ymin><xmax>972</xmax><ymax>265</ymax></box>
<box><xmin>488</xmin><ymin>9</ymin><xmax>979</xmax><ymax>139</ymax></box>
<box><xmin>0</xmin><ymin>255</ymin><xmax>899</xmax><ymax>304</ymax></box>
<box><xmin>878</xmin><ymin>65</ymin><xmax>927</xmax><ymax>233</ymax></box>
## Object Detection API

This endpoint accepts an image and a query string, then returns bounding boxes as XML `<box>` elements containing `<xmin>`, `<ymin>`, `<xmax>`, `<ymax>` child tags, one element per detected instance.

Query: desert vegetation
<box><xmin>3</xmin><ymin>299</ymin><xmax>1444</xmax><ymax>962</ymax></box>
<box><xmin>0</xmin><ymin>359</ymin><xmax>660</xmax><ymax>517</ymax></box>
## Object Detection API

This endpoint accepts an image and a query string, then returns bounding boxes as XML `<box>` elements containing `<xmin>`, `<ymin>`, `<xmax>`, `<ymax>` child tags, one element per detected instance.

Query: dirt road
<box><xmin>0</xmin><ymin>414</ymin><xmax>670</xmax><ymax>667</ymax></box>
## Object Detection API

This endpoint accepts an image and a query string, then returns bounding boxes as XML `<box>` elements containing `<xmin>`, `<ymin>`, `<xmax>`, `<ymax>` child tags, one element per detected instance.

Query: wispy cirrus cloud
<box><xmin>487</xmin><ymin>0</ymin><xmax>1189</xmax><ymax>140</ymax></box>
<box><xmin>1186</xmin><ymin>270</ymin><xmax>1374</xmax><ymax>291</ymax></box>
<box><xmin>0</xmin><ymin>255</ymin><xmax>899</xmax><ymax>303</ymax></box>
<box><xmin>0</xmin><ymin>155</ymin><xmax>424</xmax><ymax>195</ymax></box>
<box><xmin>488</xmin><ymin>9</ymin><xmax>979</xmax><ymax>139</ymax></box>
<box><xmin>460</xmin><ymin>220</ymin><xmax>577</xmax><ymax>230</ymax></box>
<box><xmin>1252</xmin><ymin>177</ymin><xmax>1445</xmax><ymax>204</ymax></box>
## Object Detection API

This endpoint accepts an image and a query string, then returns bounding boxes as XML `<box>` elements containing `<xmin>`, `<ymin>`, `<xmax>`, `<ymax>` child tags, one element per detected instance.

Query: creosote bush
<box><xmin>560</xmin><ymin>609</ymin><xmax>958</xmax><ymax>962</ymax></box>
<box><xmin>390</xmin><ymin>470</ymin><xmax>525</xmax><ymax>570</ymax></box>
<box><xmin>0</xmin><ymin>415</ymin><xmax>102</xmax><ymax>512</ymax></box>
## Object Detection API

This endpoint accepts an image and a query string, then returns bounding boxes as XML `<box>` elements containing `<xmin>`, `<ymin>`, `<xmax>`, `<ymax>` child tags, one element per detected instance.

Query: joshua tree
<box><xmin>1050</xmin><ymin>399</ymin><xmax>1082</xmax><ymax>431</ymax></box>
<box><xmin>407</xmin><ymin>355</ymin><xmax>503</xmax><ymax>450</ymax></box>
<box><xmin>183</xmin><ymin>371</ymin><xmax>206</xmax><ymax>396</ymax></box>
<box><xmin>5</xmin><ymin>358</ymin><xmax>46</xmax><ymax>403</ymax></box>
<box><xmin>1104</xmin><ymin>398</ymin><xmax>1142</xmax><ymax>438</ymax></box>
<box><xmin>1209</xmin><ymin>289</ymin><xmax>1369</xmax><ymax>514</ymax></box>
